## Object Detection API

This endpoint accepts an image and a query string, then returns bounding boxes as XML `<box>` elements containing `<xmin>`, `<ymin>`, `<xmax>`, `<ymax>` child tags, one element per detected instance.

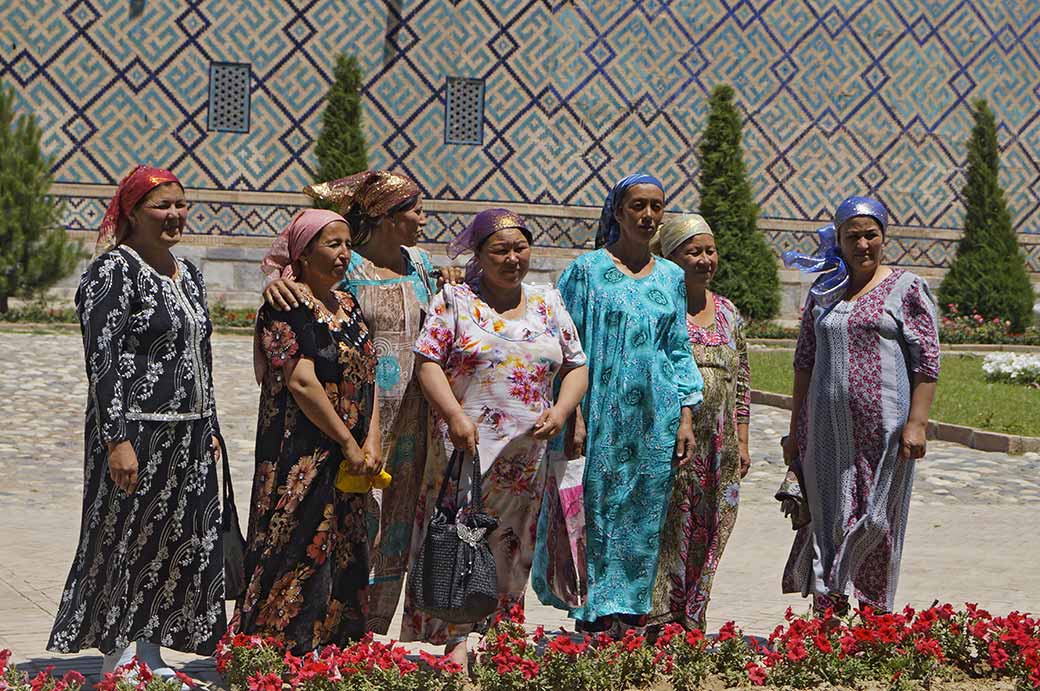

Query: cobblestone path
<box><xmin>1</xmin><ymin>329</ymin><xmax>1037</xmax><ymax>681</ymax></box>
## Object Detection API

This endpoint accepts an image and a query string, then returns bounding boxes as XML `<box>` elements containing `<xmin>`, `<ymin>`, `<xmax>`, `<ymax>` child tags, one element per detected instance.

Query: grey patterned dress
<box><xmin>782</xmin><ymin>269</ymin><xmax>940</xmax><ymax>612</ymax></box>
<box><xmin>48</xmin><ymin>246</ymin><xmax>226</xmax><ymax>656</ymax></box>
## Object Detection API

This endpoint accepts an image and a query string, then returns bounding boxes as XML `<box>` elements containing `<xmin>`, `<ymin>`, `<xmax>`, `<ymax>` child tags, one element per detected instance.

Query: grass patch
<box><xmin>748</xmin><ymin>350</ymin><xmax>1040</xmax><ymax>437</ymax></box>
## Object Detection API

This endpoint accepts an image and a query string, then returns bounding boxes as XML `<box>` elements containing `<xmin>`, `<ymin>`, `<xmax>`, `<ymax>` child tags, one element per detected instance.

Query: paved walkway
<box><xmin>1</xmin><ymin>329</ymin><xmax>1037</xmax><ymax>682</ymax></box>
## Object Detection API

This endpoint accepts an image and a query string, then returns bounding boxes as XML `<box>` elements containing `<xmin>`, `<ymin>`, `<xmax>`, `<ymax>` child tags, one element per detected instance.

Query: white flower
<box><xmin>723</xmin><ymin>482</ymin><xmax>741</xmax><ymax>507</ymax></box>
<box><xmin>982</xmin><ymin>353</ymin><xmax>1040</xmax><ymax>385</ymax></box>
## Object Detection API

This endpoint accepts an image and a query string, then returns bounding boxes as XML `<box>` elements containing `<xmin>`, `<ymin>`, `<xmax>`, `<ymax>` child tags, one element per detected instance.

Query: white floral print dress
<box><xmin>401</xmin><ymin>282</ymin><xmax>586</xmax><ymax>643</ymax></box>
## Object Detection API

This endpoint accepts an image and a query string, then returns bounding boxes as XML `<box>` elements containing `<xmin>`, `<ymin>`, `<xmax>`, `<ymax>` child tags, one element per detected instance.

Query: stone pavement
<box><xmin>1</xmin><ymin>329</ymin><xmax>1038</xmax><ymax>682</ymax></box>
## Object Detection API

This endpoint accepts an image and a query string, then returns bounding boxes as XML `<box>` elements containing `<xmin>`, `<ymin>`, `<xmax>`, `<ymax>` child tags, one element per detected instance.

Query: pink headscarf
<box><xmin>254</xmin><ymin>209</ymin><xmax>349</xmax><ymax>384</ymax></box>
<box><xmin>260</xmin><ymin>209</ymin><xmax>348</xmax><ymax>281</ymax></box>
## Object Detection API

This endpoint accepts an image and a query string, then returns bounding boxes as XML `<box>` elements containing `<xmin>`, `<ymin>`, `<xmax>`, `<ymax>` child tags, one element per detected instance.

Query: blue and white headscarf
<box><xmin>595</xmin><ymin>173</ymin><xmax>664</xmax><ymax>248</ymax></box>
<box><xmin>782</xmin><ymin>196</ymin><xmax>888</xmax><ymax>309</ymax></box>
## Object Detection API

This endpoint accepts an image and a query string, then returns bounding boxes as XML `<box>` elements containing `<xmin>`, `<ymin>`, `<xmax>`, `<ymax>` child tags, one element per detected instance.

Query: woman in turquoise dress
<box><xmin>554</xmin><ymin>174</ymin><xmax>704</xmax><ymax>633</ymax></box>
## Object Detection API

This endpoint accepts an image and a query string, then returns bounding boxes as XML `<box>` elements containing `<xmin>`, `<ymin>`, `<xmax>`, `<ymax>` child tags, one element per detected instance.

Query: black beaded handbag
<box><xmin>409</xmin><ymin>448</ymin><xmax>498</xmax><ymax>624</ymax></box>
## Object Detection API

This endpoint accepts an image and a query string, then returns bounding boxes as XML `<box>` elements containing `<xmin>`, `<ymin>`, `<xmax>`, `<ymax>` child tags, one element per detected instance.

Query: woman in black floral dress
<box><xmin>48</xmin><ymin>166</ymin><xmax>225</xmax><ymax>678</ymax></box>
<box><xmin>237</xmin><ymin>209</ymin><xmax>380</xmax><ymax>654</ymax></box>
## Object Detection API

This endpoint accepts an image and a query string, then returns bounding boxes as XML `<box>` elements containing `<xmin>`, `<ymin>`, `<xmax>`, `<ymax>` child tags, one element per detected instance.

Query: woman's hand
<box><xmin>437</xmin><ymin>266</ymin><xmax>465</xmax><ymax>288</ymax></box>
<box><xmin>211</xmin><ymin>435</ymin><xmax>221</xmax><ymax>462</ymax></box>
<box><xmin>899</xmin><ymin>421</ymin><xmax>927</xmax><ymax>461</ymax></box>
<box><xmin>739</xmin><ymin>443</ymin><xmax>752</xmax><ymax>478</ymax></box>
<box><xmin>107</xmin><ymin>441</ymin><xmax>139</xmax><ymax>494</ymax></box>
<box><xmin>341</xmin><ymin>439</ymin><xmax>367</xmax><ymax>474</ymax></box>
<box><xmin>263</xmin><ymin>279</ymin><xmax>308</xmax><ymax>310</ymax></box>
<box><xmin>674</xmin><ymin>409</ymin><xmax>696</xmax><ymax>466</ymax></box>
<box><xmin>564</xmin><ymin>407</ymin><xmax>586</xmax><ymax>460</ymax></box>
<box><xmin>446</xmin><ymin>410</ymin><xmax>479</xmax><ymax>455</ymax></box>
<box><xmin>781</xmin><ymin>434</ymin><xmax>799</xmax><ymax>466</ymax></box>
<box><xmin>361</xmin><ymin>435</ymin><xmax>383</xmax><ymax>475</ymax></box>
<box><xmin>532</xmin><ymin>406</ymin><xmax>567</xmax><ymax>440</ymax></box>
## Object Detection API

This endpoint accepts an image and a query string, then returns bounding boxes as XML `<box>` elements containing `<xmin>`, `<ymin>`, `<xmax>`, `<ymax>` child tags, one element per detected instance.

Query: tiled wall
<box><xmin>5</xmin><ymin>0</ymin><xmax>1040</xmax><ymax>266</ymax></box>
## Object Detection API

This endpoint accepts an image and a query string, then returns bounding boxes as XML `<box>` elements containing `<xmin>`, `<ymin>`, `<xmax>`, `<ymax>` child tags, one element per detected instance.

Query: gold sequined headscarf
<box><xmin>304</xmin><ymin>170</ymin><xmax>420</xmax><ymax>246</ymax></box>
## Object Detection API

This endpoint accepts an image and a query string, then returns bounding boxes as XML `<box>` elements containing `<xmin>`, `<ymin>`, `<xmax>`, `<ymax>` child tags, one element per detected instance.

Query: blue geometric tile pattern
<box><xmin>5</xmin><ymin>0</ymin><xmax>1040</xmax><ymax>249</ymax></box>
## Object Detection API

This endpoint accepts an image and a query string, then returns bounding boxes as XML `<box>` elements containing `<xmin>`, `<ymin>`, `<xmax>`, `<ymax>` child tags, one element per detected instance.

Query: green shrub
<box><xmin>0</xmin><ymin>80</ymin><xmax>82</xmax><ymax>312</ymax></box>
<box><xmin>698</xmin><ymin>84</ymin><xmax>780</xmax><ymax>320</ymax></box>
<box><xmin>938</xmin><ymin>99</ymin><xmax>1035</xmax><ymax>330</ymax></box>
<box><xmin>313</xmin><ymin>53</ymin><xmax>368</xmax><ymax>194</ymax></box>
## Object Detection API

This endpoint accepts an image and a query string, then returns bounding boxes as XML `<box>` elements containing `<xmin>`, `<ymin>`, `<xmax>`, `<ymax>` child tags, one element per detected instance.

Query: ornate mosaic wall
<box><xmin>5</xmin><ymin>0</ymin><xmax>1040</xmax><ymax>262</ymax></box>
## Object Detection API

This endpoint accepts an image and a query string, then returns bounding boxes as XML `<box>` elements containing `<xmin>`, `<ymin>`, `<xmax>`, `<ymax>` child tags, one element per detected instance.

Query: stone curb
<box><xmin>749</xmin><ymin>338</ymin><xmax>1040</xmax><ymax>352</ymax></box>
<box><xmin>750</xmin><ymin>389</ymin><xmax>1040</xmax><ymax>454</ymax></box>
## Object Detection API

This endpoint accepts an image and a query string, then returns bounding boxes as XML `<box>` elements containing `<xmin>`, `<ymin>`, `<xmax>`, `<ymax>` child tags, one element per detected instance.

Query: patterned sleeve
<box><xmin>550</xmin><ymin>287</ymin><xmax>587</xmax><ymax>368</ymax></box>
<box><xmin>670</xmin><ymin>276</ymin><xmax>704</xmax><ymax>409</ymax></box>
<box><xmin>413</xmin><ymin>285</ymin><xmax>456</xmax><ymax>364</ymax></box>
<box><xmin>256</xmin><ymin>303</ymin><xmax>317</xmax><ymax>370</ymax></box>
<box><xmin>733</xmin><ymin>307</ymin><xmax>751</xmax><ymax>423</ymax></box>
<box><xmin>77</xmin><ymin>252</ymin><xmax>134</xmax><ymax>444</ymax></box>
<box><xmin>900</xmin><ymin>276</ymin><xmax>941</xmax><ymax>380</ymax></box>
<box><xmin>793</xmin><ymin>294</ymin><xmax>817</xmax><ymax>371</ymax></box>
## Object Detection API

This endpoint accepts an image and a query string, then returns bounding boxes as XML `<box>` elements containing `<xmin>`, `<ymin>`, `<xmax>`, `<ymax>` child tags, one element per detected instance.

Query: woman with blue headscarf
<box><xmin>546</xmin><ymin>174</ymin><xmax>703</xmax><ymax>635</ymax></box>
<box><xmin>780</xmin><ymin>196</ymin><xmax>940</xmax><ymax>616</ymax></box>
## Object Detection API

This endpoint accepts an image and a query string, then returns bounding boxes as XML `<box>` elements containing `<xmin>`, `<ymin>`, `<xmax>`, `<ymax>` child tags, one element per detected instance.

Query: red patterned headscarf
<box><xmin>97</xmin><ymin>165</ymin><xmax>181</xmax><ymax>253</ymax></box>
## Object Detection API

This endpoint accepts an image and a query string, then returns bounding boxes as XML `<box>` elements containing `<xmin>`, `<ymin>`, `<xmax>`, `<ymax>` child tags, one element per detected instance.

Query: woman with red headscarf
<box><xmin>236</xmin><ymin>209</ymin><xmax>380</xmax><ymax>653</ymax></box>
<box><xmin>48</xmin><ymin>166</ymin><xmax>226</xmax><ymax>677</ymax></box>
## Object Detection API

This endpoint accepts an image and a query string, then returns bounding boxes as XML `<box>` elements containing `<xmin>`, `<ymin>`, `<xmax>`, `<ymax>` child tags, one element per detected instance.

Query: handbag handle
<box><xmin>434</xmin><ymin>447</ymin><xmax>484</xmax><ymax>516</ymax></box>
<box><xmin>217</xmin><ymin>433</ymin><xmax>236</xmax><ymax>520</ymax></box>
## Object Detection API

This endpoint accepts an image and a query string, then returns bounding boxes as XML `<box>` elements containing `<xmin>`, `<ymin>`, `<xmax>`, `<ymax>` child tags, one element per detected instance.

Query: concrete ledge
<box><xmin>749</xmin><ymin>389</ymin><xmax>1040</xmax><ymax>454</ymax></box>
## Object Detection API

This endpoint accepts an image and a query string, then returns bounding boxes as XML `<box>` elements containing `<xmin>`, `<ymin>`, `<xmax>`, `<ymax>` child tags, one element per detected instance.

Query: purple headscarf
<box><xmin>782</xmin><ymin>195</ymin><xmax>888</xmax><ymax>313</ymax></box>
<box><xmin>448</xmin><ymin>208</ymin><xmax>531</xmax><ymax>285</ymax></box>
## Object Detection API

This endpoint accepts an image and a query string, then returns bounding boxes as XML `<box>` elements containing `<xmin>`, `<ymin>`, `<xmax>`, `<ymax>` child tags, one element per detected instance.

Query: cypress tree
<box><xmin>314</xmin><ymin>53</ymin><xmax>368</xmax><ymax>189</ymax></box>
<box><xmin>697</xmin><ymin>84</ymin><xmax>780</xmax><ymax>320</ymax></box>
<box><xmin>0</xmin><ymin>80</ymin><xmax>80</xmax><ymax>312</ymax></box>
<box><xmin>938</xmin><ymin>100</ymin><xmax>1034</xmax><ymax>330</ymax></box>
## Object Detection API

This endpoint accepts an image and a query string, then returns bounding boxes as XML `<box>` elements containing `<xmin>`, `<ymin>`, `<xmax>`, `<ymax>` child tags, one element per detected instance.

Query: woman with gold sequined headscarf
<box><xmin>261</xmin><ymin>171</ymin><xmax>460</xmax><ymax>636</ymax></box>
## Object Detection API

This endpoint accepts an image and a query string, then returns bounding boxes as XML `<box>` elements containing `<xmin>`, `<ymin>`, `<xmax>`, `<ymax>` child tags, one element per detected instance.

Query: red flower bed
<box><xmin>4</xmin><ymin>604</ymin><xmax>1037</xmax><ymax>691</ymax></box>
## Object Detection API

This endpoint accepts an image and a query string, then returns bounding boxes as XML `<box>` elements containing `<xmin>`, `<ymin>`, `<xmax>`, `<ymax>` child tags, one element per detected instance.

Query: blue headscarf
<box><xmin>782</xmin><ymin>196</ymin><xmax>888</xmax><ymax>310</ymax></box>
<box><xmin>595</xmin><ymin>173</ymin><xmax>664</xmax><ymax>248</ymax></box>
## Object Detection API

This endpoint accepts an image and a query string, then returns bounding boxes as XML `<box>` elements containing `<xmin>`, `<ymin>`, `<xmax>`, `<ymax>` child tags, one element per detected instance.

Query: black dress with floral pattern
<box><xmin>236</xmin><ymin>291</ymin><xmax>376</xmax><ymax>654</ymax></box>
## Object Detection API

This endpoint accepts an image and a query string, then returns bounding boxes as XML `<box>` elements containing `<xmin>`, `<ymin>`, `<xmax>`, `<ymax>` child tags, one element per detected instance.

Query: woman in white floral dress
<box><xmin>403</xmin><ymin>208</ymin><xmax>588</xmax><ymax>667</ymax></box>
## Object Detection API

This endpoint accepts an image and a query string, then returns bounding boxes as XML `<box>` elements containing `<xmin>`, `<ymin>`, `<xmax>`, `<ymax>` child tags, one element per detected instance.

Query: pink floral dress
<box><xmin>649</xmin><ymin>293</ymin><xmax>750</xmax><ymax>630</ymax></box>
<box><xmin>402</xmin><ymin>282</ymin><xmax>586</xmax><ymax>643</ymax></box>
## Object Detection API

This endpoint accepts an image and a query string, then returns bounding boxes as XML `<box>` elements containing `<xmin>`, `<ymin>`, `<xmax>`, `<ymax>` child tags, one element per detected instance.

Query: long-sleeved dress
<box><xmin>554</xmin><ymin>250</ymin><xmax>703</xmax><ymax>623</ymax></box>
<box><xmin>782</xmin><ymin>269</ymin><xmax>940</xmax><ymax>612</ymax></box>
<box><xmin>237</xmin><ymin>292</ymin><xmax>376</xmax><ymax>654</ymax></box>
<box><xmin>650</xmin><ymin>293</ymin><xmax>750</xmax><ymax>630</ymax></box>
<box><xmin>402</xmin><ymin>282</ymin><xmax>587</xmax><ymax>643</ymax></box>
<box><xmin>338</xmin><ymin>248</ymin><xmax>435</xmax><ymax>634</ymax></box>
<box><xmin>49</xmin><ymin>246</ymin><xmax>225</xmax><ymax>656</ymax></box>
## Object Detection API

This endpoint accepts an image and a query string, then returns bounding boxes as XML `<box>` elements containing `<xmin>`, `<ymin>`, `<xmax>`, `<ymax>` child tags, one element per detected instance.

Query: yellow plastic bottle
<box><xmin>335</xmin><ymin>461</ymin><xmax>392</xmax><ymax>493</ymax></box>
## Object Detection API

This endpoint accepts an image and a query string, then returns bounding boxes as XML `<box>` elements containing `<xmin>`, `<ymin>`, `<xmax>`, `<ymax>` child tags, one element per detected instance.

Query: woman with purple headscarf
<box><xmin>781</xmin><ymin>196</ymin><xmax>940</xmax><ymax>616</ymax></box>
<box><xmin>403</xmin><ymin>208</ymin><xmax>588</xmax><ymax>666</ymax></box>
<box><xmin>237</xmin><ymin>210</ymin><xmax>380</xmax><ymax>653</ymax></box>
<box><xmin>540</xmin><ymin>174</ymin><xmax>703</xmax><ymax>636</ymax></box>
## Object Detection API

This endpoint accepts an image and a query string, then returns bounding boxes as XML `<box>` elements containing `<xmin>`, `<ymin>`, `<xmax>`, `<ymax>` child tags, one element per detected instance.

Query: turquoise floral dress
<box><xmin>554</xmin><ymin>249</ymin><xmax>703</xmax><ymax>623</ymax></box>
<box><xmin>338</xmin><ymin>247</ymin><xmax>435</xmax><ymax>634</ymax></box>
